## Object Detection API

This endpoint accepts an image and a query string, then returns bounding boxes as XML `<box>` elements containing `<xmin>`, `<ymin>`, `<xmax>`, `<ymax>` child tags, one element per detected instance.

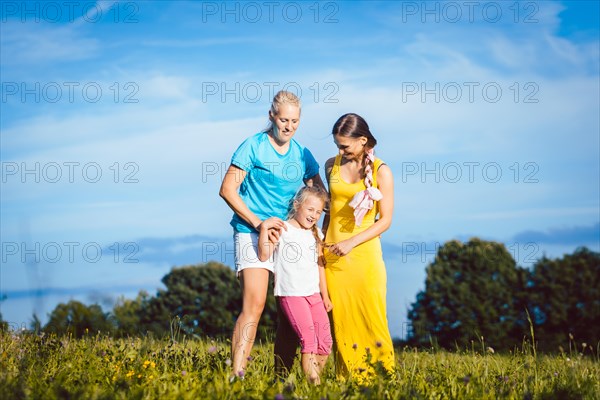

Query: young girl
<box><xmin>258</xmin><ymin>186</ymin><xmax>333</xmax><ymax>384</ymax></box>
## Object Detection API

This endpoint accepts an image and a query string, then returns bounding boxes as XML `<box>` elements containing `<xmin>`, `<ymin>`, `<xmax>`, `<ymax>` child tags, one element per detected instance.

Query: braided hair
<box><xmin>331</xmin><ymin>113</ymin><xmax>378</xmax><ymax>188</ymax></box>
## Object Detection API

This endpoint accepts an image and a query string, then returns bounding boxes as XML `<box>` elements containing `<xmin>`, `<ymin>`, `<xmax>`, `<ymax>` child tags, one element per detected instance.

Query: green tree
<box><xmin>527</xmin><ymin>247</ymin><xmax>600</xmax><ymax>351</ymax></box>
<box><xmin>30</xmin><ymin>314</ymin><xmax>42</xmax><ymax>334</ymax></box>
<box><xmin>0</xmin><ymin>294</ymin><xmax>8</xmax><ymax>332</ymax></box>
<box><xmin>139</xmin><ymin>262</ymin><xmax>277</xmax><ymax>339</ymax></box>
<box><xmin>111</xmin><ymin>291</ymin><xmax>149</xmax><ymax>337</ymax></box>
<box><xmin>44</xmin><ymin>300</ymin><xmax>114</xmax><ymax>337</ymax></box>
<box><xmin>0</xmin><ymin>313</ymin><xmax>8</xmax><ymax>332</ymax></box>
<box><xmin>408</xmin><ymin>238</ymin><xmax>529</xmax><ymax>350</ymax></box>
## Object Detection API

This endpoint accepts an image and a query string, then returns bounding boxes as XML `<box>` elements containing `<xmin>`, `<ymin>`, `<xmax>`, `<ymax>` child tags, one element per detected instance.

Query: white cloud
<box><xmin>0</xmin><ymin>22</ymin><xmax>99</xmax><ymax>65</ymax></box>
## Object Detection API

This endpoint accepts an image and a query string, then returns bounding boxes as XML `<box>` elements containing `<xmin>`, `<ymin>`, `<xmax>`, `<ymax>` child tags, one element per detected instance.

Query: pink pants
<box><xmin>278</xmin><ymin>293</ymin><xmax>332</xmax><ymax>355</ymax></box>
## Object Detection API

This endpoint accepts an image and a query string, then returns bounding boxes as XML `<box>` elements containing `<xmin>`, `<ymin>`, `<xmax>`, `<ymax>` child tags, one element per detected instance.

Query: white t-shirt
<box><xmin>273</xmin><ymin>221</ymin><xmax>323</xmax><ymax>296</ymax></box>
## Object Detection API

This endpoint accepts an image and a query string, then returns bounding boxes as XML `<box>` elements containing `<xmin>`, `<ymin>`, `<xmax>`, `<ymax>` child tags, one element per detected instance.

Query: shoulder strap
<box><xmin>327</xmin><ymin>155</ymin><xmax>341</xmax><ymax>181</ymax></box>
<box><xmin>334</xmin><ymin>154</ymin><xmax>341</xmax><ymax>168</ymax></box>
<box><xmin>372</xmin><ymin>158</ymin><xmax>385</xmax><ymax>187</ymax></box>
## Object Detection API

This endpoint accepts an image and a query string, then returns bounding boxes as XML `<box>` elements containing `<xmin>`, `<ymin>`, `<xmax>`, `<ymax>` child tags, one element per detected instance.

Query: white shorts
<box><xmin>234</xmin><ymin>231</ymin><xmax>275</xmax><ymax>273</ymax></box>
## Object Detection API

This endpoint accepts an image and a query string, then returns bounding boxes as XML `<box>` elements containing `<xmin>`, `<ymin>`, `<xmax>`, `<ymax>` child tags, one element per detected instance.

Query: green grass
<box><xmin>1</xmin><ymin>330</ymin><xmax>598</xmax><ymax>399</ymax></box>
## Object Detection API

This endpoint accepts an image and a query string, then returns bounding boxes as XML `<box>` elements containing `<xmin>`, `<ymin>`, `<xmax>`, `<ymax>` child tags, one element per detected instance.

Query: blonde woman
<box><xmin>219</xmin><ymin>91</ymin><xmax>324</xmax><ymax>378</ymax></box>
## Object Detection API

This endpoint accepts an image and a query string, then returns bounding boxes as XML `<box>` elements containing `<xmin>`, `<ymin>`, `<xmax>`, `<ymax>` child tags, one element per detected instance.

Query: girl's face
<box><xmin>293</xmin><ymin>195</ymin><xmax>325</xmax><ymax>229</ymax></box>
<box><xmin>334</xmin><ymin>134</ymin><xmax>367</xmax><ymax>161</ymax></box>
<box><xmin>270</xmin><ymin>103</ymin><xmax>300</xmax><ymax>144</ymax></box>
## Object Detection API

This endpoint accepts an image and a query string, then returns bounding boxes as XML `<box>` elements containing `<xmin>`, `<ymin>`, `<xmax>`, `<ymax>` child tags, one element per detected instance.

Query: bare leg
<box><xmin>315</xmin><ymin>354</ymin><xmax>328</xmax><ymax>375</ymax></box>
<box><xmin>231</xmin><ymin>268</ymin><xmax>270</xmax><ymax>376</ymax></box>
<box><xmin>274</xmin><ymin>301</ymin><xmax>299</xmax><ymax>378</ymax></box>
<box><xmin>301</xmin><ymin>353</ymin><xmax>321</xmax><ymax>385</ymax></box>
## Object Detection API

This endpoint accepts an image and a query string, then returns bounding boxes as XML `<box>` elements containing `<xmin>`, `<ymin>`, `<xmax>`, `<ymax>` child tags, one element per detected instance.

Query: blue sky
<box><xmin>1</xmin><ymin>1</ymin><xmax>599</xmax><ymax>338</ymax></box>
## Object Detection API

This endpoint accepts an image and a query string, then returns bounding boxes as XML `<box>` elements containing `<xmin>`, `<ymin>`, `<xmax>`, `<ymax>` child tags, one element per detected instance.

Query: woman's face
<box><xmin>270</xmin><ymin>103</ymin><xmax>300</xmax><ymax>144</ymax></box>
<box><xmin>333</xmin><ymin>134</ymin><xmax>367</xmax><ymax>161</ymax></box>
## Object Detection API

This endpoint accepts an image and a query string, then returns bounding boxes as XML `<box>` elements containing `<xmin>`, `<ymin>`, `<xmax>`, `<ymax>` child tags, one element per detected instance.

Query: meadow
<box><xmin>1</xmin><ymin>329</ymin><xmax>598</xmax><ymax>400</ymax></box>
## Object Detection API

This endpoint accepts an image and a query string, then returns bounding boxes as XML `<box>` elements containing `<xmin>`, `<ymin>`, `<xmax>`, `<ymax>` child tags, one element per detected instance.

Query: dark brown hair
<box><xmin>332</xmin><ymin>113</ymin><xmax>378</xmax><ymax>188</ymax></box>
<box><xmin>332</xmin><ymin>113</ymin><xmax>377</xmax><ymax>149</ymax></box>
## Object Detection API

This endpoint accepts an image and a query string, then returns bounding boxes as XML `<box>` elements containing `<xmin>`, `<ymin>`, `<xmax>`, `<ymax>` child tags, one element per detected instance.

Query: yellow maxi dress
<box><xmin>324</xmin><ymin>155</ymin><xmax>395</xmax><ymax>379</ymax></box>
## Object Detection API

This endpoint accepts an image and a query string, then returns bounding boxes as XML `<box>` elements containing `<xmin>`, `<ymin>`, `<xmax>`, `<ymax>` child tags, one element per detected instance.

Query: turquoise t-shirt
<box><xmin>230</xmin><ymin>132</ymin><xmax>320</xmax><ymax>233</ymax></box>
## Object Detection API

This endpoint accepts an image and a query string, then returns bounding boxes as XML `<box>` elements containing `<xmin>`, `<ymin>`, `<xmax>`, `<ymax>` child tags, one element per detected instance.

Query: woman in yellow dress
<box><xmin>323</xmin><ymin>113</ymin><xmax>395</xmax><ymax>379</ymax></box>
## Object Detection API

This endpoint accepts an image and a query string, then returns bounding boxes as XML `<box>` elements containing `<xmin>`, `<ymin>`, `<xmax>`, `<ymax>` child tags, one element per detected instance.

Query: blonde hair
<box><xmin>265</xmin><ymin>90</ymin><xmax>302</xmax><ymax>132</ymax></box>
<box><xmin>288</xmin><ymin>185</ymin><xmax>329</xmax><ymax>246</ymax></box>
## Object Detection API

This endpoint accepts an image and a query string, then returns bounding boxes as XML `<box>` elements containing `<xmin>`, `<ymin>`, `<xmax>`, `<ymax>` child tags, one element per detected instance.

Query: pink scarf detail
<box><xmin>348</xmin><ymin>149</ymin><xmax>382</xmax><ymax>226</ymax></box>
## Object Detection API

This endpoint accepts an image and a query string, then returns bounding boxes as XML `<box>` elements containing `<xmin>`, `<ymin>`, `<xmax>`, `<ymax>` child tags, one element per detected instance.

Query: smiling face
<box><xmin>291</xmin><ymin>195</ymin><xmax>325</xmax><ymax>229</ymax></box>
<box><xmin>269</xmin><ymin>103</ymin><xmax>300</xmax><ymax>145</ymax></box>
<box><xmin>334</xmin><ymin>134</ymin><xmax>368</xmax><ymax>161</ymax></box>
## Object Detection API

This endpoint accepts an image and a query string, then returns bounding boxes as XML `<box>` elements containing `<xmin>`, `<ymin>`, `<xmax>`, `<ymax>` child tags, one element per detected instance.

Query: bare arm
<box><xmin>328</xmin><ymin>164</ymin><xmax>394</xmax><ymax>256</ymax></box>
<box><xmin>321</xmin><ymin>157</ymin><xmax>335</xmax><ymax>238</ymax></box>
<box><xmin>305</xmin><ymin>172</ymin><xmax>326</xmax><ymax>191</ymax></box>
<box><xmin>219</xmin><ymin>164</ymin><xmax>263</xmax><ymax>230</ymax></box>
<box><xmin>317</xmin><ymin>243</ymin><xmax>333</xmax><ymax>311</ymax></box>
<box><xmin>257</xmin><ymin>218</ymin><xmax>282</xmax><ymax>262</ymax></box>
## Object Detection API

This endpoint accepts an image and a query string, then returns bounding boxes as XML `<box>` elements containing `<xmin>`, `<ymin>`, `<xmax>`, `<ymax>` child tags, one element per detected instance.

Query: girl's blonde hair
<box><xmin>288</xmin><ymin>185</ymin><xmax>329</xmax><ymax>246</ymax></box>
<box><xmin>265</xmin><ymin>90</ymin><xmax>302</xmax><ymax>132</ymax></box>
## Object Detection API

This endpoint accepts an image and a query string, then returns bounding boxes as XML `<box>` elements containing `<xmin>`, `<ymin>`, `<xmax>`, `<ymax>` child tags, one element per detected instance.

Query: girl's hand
<box><xmin>268</xmin><ymin>228</ymin><xmax>283</xmax><ymax>243</ymax></box>
<box><xmin>322</xmin><ymin>296</ymin><xmax>333</xmax><ymax>312</ymax></box>
<box><xmin>258</xmin><ymin>217</ymin><xmax>286</xmax><ymax>242</ymax></box>
<box><xmin>328</xmin><ymin>239</ymin><xmax>355</xmax><ymax>257</ymax></box>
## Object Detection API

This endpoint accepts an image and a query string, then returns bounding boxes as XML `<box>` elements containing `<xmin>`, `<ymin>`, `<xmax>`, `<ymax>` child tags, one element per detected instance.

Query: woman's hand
<box><xmin>328</xmin><ymin>239</ymin><xmax>356</xmax><ymax>257</ymax></box>
<box><xmin>322</xmin><ymin>296</ymin><xmax>333</xmax><ymax>312</ymax></box>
